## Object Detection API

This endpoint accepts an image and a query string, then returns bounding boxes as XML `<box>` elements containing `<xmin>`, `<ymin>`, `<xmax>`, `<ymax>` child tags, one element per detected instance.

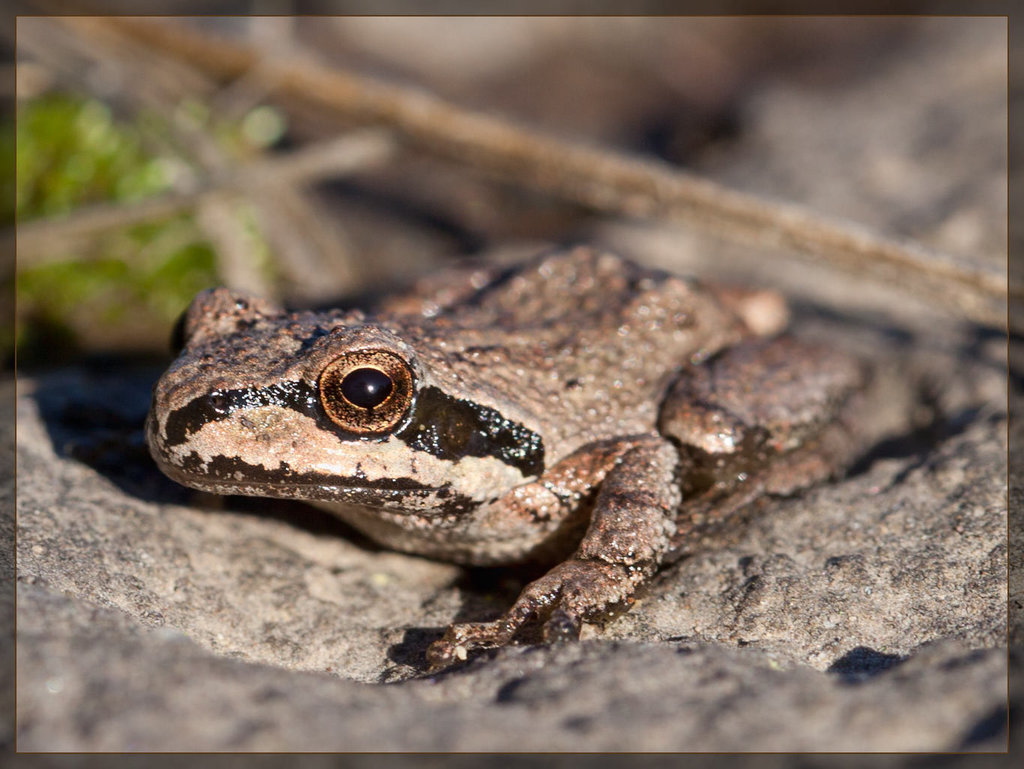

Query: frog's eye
<box><xmin>318</xmin><ymin>349</ymin><xmax>414</xmax><ymax>435</ymax></box>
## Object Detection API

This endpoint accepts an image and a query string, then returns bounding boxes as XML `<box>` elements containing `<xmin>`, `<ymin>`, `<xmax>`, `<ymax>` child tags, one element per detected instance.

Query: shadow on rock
<box><xmin>30</xmin><ymin>359</ymin><xmax>181</xmax><ymax>504</ymax></box>
<box><xmin>826</xmin><ymin>645</ymin><xmax>906</xmax><ymax>684</ymax></box>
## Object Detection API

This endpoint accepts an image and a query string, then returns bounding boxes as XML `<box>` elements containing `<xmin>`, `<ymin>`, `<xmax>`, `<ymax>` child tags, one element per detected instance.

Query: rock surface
<box><xmin>11</xmin><ymin>16</ymin><xmax>1012</xmax><ymax>756</ymax></box>
<box><xmin>13</xmin><ymin>580</ymin><xmax>1009</xmax><ymax>752</ymax></box>
<box><xmin>12</xmin><ymin>336</ymin><xmax>1010</xmax><ymax>751</ymax></box>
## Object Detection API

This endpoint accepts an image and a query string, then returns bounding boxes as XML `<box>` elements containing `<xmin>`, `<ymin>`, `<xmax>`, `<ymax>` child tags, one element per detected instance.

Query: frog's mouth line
<box><xmin>153</xmin><ymin>450</ymin><xmax>475</xmax><ymax>514</ymax></box>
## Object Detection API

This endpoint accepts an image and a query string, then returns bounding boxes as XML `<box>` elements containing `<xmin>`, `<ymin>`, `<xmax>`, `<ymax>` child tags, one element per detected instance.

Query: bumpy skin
<box><xmin>146</xmin><ymin>246</ymin><xmax>866</xmax><ymax>668</ymax></box>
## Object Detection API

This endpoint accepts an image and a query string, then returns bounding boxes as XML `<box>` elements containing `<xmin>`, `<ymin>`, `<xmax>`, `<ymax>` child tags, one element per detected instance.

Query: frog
<box><xmin>146</xmin><ymin>245</ymin><xmax>869</xmax><ymax>670</ymax></box>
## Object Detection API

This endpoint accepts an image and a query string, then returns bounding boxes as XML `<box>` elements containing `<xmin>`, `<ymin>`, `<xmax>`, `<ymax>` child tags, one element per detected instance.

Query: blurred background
<box><xmin>7</xmin><ymin>12</ymin><xmax>1008</xmax><ymax>369</ymax></box>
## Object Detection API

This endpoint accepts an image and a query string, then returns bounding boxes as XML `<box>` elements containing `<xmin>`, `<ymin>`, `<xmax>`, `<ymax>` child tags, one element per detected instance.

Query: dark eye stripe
<box><xmin>160</xmin><ymin>382</ymin><xmax>545</xmax><ymax>476</ymax></box>
<box><xmin>395</xmin><ymin>386</ymin><xmax>545</xmax><ymax>477</ymax></box>
<box><xmin>161</xmin><ymin>380</ymin><xmax>322</xmax><ymax>447</ymax></box>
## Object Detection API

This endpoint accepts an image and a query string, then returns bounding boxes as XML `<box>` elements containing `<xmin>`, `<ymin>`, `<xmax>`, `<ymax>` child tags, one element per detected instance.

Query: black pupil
<box><xmin>340</xmin><ymin>367</ymin><xmax>394</xmax><ymax>409</ymax></box>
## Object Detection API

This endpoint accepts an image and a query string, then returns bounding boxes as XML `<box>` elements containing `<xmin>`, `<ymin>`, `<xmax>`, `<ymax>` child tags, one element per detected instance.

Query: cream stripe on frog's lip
<box><xmin>156</xmin><ymin>451</ymin><xmax>476</xmax><ymax>514</ymax></box>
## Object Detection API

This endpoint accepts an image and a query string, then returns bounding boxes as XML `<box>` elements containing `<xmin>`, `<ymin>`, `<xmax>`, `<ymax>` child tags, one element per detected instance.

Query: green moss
<box><xmin>14</xmin><ymin>92</ymin><xmax>281</xmax><ymax>364</ymax></box>
<box><xmin>17</xmin><ymin>94</ymin><xmax>173</xmax><ymax>219</ymax></box>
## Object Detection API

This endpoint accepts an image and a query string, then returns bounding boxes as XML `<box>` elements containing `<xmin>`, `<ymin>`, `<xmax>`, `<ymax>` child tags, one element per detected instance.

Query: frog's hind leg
<box><xmin>659</xmin><ymin>334</ymin><xmax>870</xmax><ymax>555</ymax></box>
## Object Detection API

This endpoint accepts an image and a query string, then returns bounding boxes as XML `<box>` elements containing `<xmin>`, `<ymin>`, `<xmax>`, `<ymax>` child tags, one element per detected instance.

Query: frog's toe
<box><xmin>541</xmin><ymin>606</ymin><xmax>583</xmax><ymax>644</ymax></box>
<box><xmin>425</xmin><ymin>619</ymin><xmax>518</xmax><ymax>671</ymax></box>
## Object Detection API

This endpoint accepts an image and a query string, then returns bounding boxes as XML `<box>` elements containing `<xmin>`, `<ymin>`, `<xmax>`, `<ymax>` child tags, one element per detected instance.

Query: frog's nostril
<box><xmin>208</xmin><ymin>391</ymin><xmax>230</xmax><ymax>413</ymax></box>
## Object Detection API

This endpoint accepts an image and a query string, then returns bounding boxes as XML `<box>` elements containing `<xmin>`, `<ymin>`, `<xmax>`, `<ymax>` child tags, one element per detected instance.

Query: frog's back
<box><xmin>405</xmin><ymin>247</ymin><xmax>756</xmax><ymax>452</ymax></box>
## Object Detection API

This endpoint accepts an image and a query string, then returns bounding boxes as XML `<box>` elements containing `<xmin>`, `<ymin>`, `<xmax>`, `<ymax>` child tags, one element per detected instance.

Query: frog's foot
<box><xmin>426</xmin><ymin>558</ymin><xmax>636</xmax><ymax>670</ymax></box>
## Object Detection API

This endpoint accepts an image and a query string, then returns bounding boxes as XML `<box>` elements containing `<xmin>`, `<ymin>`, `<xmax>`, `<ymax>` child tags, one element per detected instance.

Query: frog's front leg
<box><xmin>426</xmin><ymin>436</ymin><xmax>680</xmax><ymax>670</ymax></box>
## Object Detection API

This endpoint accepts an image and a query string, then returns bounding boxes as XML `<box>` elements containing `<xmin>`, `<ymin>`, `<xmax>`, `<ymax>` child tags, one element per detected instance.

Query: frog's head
<box><xmin>146</xmin><ymin>288</ymin><xmax>544</xmax><ymax>516</ymax></box>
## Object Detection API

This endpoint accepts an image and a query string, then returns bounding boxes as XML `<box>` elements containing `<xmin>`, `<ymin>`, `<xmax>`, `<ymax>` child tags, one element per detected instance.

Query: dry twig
<box><xmin>14</xmin><ymin>15</ymin><xmax>395</xmax><ymax>299</ymax></box>
<box><xmin>89</xmin><ymin>16</ymin><xmax>1011</xmax><ymax>332</ymax></box>
<box><xmin>13</xmin><ymin>130</ymin><xmax>398</xmax><ymax>263</ymax></box>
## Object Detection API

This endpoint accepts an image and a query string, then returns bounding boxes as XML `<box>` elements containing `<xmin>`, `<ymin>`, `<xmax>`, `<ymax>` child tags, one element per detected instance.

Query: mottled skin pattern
<box><xmin>146</xmin><ymin>246</ymin><xmax>867</xmax><ymax>668</ymax></box>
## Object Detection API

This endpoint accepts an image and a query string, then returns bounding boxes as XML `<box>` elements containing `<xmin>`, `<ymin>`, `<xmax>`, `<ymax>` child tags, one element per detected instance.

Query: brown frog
<box><xmin>146</xmin><ymin>246</ymin><xmax>868</xmax><ymax>669</ymax></box>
